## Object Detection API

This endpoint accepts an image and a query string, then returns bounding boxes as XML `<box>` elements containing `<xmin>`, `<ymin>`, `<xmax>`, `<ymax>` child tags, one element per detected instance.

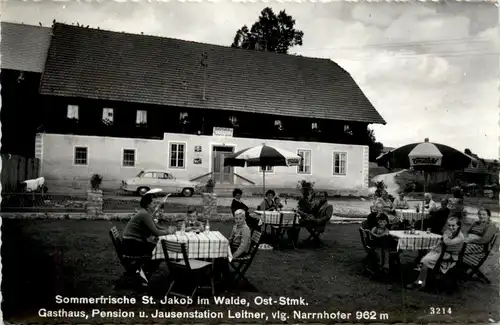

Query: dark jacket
<box><xmin>365</xmin><ymin>212</ymin><xmax>379</xmax><ymax>230</ymax></box>
<box><xmin>231</xmin><ymin>199</ymin><xmax>249</xmax><ymax>216</ymax></box>
<box><xmin>428</xmin><ymin>207</ymin><xmax>450</xmax><ymax>234</ymax></box>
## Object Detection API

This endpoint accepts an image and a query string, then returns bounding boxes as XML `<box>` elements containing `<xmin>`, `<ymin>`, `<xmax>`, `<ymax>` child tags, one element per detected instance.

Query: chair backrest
<box><xmin>160</xmin><ymin>239</ymin><xmax>191</xmax><ymax>269</ymax></box>
<box><xmin>487</xmin><ymin>233</ymin><xmax>497</xmax><ymax>253</ymax></box>
<box><xmin>359</xmin><ymin>227</ymin><xmax>373</xmax><ymax>252</ymax></box>
<box><xmin>109</xmin><ymin>226</ymin><xmax>123</xmax><ymax>260</ymax></box>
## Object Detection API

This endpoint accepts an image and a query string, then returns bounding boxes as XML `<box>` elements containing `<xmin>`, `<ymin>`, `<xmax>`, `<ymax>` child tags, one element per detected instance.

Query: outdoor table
<box><xmin>389</xmin><ymin>230</ymin><xmax>441</xmax><ymax>251</ymax></box>
<box><xmin>152</xmin><ymin>231</ymin><xmax>233</xmax><ymax>261</ymax></box>
<box><xmin>254</xmin><ymin>210</ymin><xmax>298</xmax><ymax>226</ymax></box>
<box><xmin>396</xmin><ymin>209</ymin><xmax>430</xmax><ymax>222</ymax></box>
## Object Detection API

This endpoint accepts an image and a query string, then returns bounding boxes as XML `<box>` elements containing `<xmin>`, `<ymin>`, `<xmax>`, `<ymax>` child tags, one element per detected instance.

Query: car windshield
<box><xmin>137</xmin><ymin>171</ymin><xmax>145</xmax><ymax>177</ymax></box>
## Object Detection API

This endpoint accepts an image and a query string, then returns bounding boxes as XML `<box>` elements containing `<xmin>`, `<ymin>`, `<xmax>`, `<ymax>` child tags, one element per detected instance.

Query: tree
<box><xmin>366</xmin><ymin>128</ymin><xmax>384</xmax><ymax>162</ymax></box>
<box><xmin>231</xmin><ymin>7</ymin><xmax>304</xmax><ymax>54</ymax></box>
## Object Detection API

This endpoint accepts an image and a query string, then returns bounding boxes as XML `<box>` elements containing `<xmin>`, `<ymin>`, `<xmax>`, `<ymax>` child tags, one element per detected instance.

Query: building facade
<box><xmin>4</xmin><ymin>22</ymin><xmax>386</xmax><ymax>191</ymax></box>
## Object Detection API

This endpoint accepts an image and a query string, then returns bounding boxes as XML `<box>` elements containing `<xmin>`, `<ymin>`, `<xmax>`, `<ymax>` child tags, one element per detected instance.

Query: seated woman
<box><xmin>375</xmin><ymin>190</ymin><xmax>395</xmax><ymax>216</ymax></box>
<box><xmin>365</xmin><ymin>202</ymin><xmax>384</xmax><ymax>230</ymax></box>
<box><xmin>185</xmin><ymin>206</ymin><xmax>204</xmax><ymax>232</ymax></box>
<box><xmin>465</xmin><ymin>208</ymin><xmax>496</xmax><ymax>244</ymax></box>
<box><xmin>229</xmin><ymin>209</ymin><xmax>252</xmax><ymax>259</ymax></box>
<box><xmin>406</xmin><ymin>217</ymin><xmax>464</xmax><ymax>290</ymax></box>
<box><xmin>231</xmin><ymin>188</ymin><xmax>261</xmax><ymax>231</ymax></box>
<box><xmin>122</xmin><ymin>193</ymin><xmax>175</xmax><ymax>279</ymax></box>
<box><xmin>258</xmin><ymin>189</ymin><xmax>277</xmax><ymax>211</ymax></box>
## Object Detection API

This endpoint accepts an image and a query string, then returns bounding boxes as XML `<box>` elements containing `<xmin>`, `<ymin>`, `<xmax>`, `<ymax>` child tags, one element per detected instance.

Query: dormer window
<box><xmin>102</xmin><ymin>108</ymin><xmax>114</xmax><ymax>125</ymax></box>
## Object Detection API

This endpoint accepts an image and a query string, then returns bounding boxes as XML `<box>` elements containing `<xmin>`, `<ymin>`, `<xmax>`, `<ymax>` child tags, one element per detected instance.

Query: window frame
<box><xmin>73</xmin><ymin>146</ymin><xmax>89</xmax><ymax>166</ymax></box>
<box><xmin>67</xmin><ymin>104</ymin><xmax>79</xmax><ymax>120</ymax></box>
<box><xmin>136</xmin><ymin>110</ymin><xmax>147</xmax><ymax>125</ymax></box>
<box><xmin>122</xmin><ymin>148</ymin><xmax>136</xmax><ymax>168</ymax></box>
<box><xmin>102</xmin><ymin>107</ymin><xmax>114</xmax><ymax>123</ymax></box>
<box><xmin>332</xmin><ymin>151</ymin><xmax>347</xmax><ymax>176</ymax></box>
<box><xmin>297</xmin><ymin>149</ymin><xmax>312</xmax><ymax>175</ymax></box>
<box><xmin>259</xmin><ymin>165</ymin><xmax>274</xmax><ymax>174</ymax></box>
<box><xmin>169</xmin><ymin>142</ymin><xmax>187</xmax><ymax>169</ymax></box>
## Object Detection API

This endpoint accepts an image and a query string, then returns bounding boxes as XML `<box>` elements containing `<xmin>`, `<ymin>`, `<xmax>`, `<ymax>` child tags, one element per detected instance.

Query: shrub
<box><xmin>90</xmin><ymin>174</ymin><xmax>103</xmax><ymax>191</ymax></box>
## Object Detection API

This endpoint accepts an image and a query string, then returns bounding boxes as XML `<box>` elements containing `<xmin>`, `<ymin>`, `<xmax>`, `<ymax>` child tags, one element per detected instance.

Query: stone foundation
<box><xmin>202</xmin><ymin>192</ymin><xmax>218</xmax><ymax>219</ymax></box>
<box><xmin>86</xmin><ymin>189</ymin><xmax>103</xmax><ymax>217</ymax></box>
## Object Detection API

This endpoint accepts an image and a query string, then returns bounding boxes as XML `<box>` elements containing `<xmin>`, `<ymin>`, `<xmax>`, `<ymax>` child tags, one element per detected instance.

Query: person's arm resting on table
<box><xmin>233</xmin><ymin>227</ymin><xmax>251</xmax><ymax>259</ymax></box>
<box><xmin>141</xmin><ymin>212</ymin><xmax>174</xmax><ymax>237</ymax></box>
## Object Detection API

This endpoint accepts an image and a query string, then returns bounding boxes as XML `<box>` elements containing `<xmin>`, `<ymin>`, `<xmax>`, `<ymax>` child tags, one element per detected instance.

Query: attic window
<box><xmin>274</xmin><ymin>120</ymin><xmax>284</xmax><ymax>131</ymax></box>
<box><xmin>102</xmin><ymin>108</ymin><xmax>114</xmax><ymax>125</ymax></box>
<box><xmin>344</xmin><ymin>124</ymin><xmax>353</xmax><ymax>135</ymax></box>
<box><xmin>136</xmin><ymin>110</ymin><xmax>147</xmax><ymax>125</ymax></box>
<box><xmin>67</xmin><ymin>105</ymin><xmax>79</xmax><ymax>120</ymax></box>
<box><xmin>311</xmin><ymin>122</ymin><xmax>318</xmax><ymax>130</ymax></box>
<box><xmin>229</xmin><ymin>116</ymin><xmax>238</xmax><ymax>127</ymax></box>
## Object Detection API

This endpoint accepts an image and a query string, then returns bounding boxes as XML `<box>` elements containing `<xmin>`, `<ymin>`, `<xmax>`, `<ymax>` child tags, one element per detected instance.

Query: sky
<box><xmin>2</xmin><ymin>1</ymin><xmax>499</xmax><ymax>159</ymax></box>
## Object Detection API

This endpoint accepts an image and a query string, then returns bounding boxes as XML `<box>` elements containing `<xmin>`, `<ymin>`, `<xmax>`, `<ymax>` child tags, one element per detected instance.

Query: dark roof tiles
<box><xmin>40</xmin><ymin>23</ymin><xmax>386</xmax><ymax>124</ymax></box>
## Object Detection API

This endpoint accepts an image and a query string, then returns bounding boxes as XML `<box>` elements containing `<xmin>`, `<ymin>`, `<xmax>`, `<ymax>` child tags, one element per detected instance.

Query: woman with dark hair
<box><xmin>465</xmin><ymin>208</ymin><xmax>497</xmax><ymax>244</ymax></box>
<box><xmin>258</xmin><ymin>189</ymin><xmax>277</xmax><ymax>211</ymax></box>
<box><xmin>407</xmin><ymin>217</ymin><xmax>464</xmax><ymax>290</ymax></box>
<box><xmin>231</xmin><ymin>188</ymin><xmax>261</xmax><ymax>231</ymax></box>
<box><xmin>122</xmin><ymin>194</ymin><xmax>175</xmax><ymax>279</ymax></box>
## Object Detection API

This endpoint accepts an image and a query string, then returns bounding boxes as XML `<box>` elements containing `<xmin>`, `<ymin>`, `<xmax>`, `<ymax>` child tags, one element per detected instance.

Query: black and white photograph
<box><xmin>1</xmin><ymin>0</ymin><xmax>499</xmax><ymax>323</ymax></box>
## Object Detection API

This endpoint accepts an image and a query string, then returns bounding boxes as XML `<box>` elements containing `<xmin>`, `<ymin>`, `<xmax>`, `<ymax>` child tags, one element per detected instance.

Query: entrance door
<box><xmin>212</xmin><ymin>146</ymin><xmax>234</xmax><ymax>184</ymax></box>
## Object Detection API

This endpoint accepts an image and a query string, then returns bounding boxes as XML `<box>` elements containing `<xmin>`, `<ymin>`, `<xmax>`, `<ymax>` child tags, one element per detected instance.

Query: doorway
<box><xmin>212</xmin><ymin>146</ymin><xmax>235</xmax><ymax>184</ymax></box>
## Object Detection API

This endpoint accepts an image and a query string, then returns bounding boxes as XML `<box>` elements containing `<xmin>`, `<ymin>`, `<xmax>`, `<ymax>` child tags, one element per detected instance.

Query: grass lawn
<box><xmin>2</xmin><ymin>219</ymin><xmax>499</xmax><ymax>324</ymax></box>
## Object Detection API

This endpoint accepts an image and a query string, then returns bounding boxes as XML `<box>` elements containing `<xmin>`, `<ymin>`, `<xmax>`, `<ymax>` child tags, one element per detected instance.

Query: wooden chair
<box><xmin>359</xmin><ymin>228</ymin><xmax>400</xmax><ymax>279</ymax></box>
<box><xmin>161</xmin><ymin>240</ymin><xmax>215</xmax><ymax>300</ymax></box>
<box><xmin>229</xmin><ymin>231</ymin><xmax>262</xmax><ymax>286</ymax></box>
<box><xmin>461</xmin><ymin>234</ymin><xmax>497</xmax><ymax>284</ymax></box>
<box><xmin>270</xmin><ymin>213</ymin><xmax>297</xmax><ymax>250</ymax></box>
<box><xmin>426</xmin><ymin>242</ymin><xmax>467</xmax><ymax>293</ymax></box>
<box><xmin>109</xmin><ymin>227</ymin><xmax>146</xmax><ymax>274</ymax></box>
<box><xmin>359</xmin><ymin>228</ymin><xmax>379</xmax><ymax>279</ymax></box>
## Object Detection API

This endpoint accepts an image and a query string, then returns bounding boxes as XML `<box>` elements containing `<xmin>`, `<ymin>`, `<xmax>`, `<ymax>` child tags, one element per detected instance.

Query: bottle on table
<box><xmin>205</xmin><ymin>220</ymin><xmax>210</xmax><ymax>233</ymax></box>
<box><xmin>180</xmin><ymin>221</ymin><xmax>186</xmax><ymax>234</ymax></box>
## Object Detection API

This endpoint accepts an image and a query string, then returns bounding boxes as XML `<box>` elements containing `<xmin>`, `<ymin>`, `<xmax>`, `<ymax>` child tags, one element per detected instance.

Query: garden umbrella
<box><xmin>223</xmin><ymin>144</ymin><xmax>302</xmax><ymax>197</ymax></box>
<box><xmin>376</xmin><ymin>138</ymin><xmax>476</xmax><ymax>229</ymax></box>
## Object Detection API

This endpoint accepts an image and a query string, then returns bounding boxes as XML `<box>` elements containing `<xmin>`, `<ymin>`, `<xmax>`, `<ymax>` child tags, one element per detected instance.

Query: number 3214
<box><xmin>429</xmin><ymin>307</ymin><xmax>452</xmax><ymax>315</ymax></box>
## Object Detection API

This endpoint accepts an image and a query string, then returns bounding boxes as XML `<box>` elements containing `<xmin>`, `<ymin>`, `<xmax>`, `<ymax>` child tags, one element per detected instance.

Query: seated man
<box><xmin>420</xmin><ymin>193</ymin><xmax>438</xmax><ymax>213</ymax></box>
<box><xmin>365</xmin><ymin>201</ymin><xmax>385</xmax><ymax>230</ymax></box>
<box><xmin>297</xmin><ymin>191</ymin><xmax>333</xmax><ymax>245</ymax></box>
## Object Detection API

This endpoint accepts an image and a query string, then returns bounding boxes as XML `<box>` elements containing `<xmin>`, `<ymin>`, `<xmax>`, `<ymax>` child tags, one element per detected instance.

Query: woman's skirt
<box><xmin>421</xmin><ymin>247</ymin><xmax>458</xmax><ymax>274</ymax></box>
<box><xmin>122</xmin><ymin>238</ymin><xmax>157</xmax><ymax>258</ymax></box>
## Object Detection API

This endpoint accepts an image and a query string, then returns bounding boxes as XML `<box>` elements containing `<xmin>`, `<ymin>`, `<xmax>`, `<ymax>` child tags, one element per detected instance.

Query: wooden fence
<box><xmin>1</xmin><ymin>154</ymin><xmax>40</xmax><ymax>192</ymax></box>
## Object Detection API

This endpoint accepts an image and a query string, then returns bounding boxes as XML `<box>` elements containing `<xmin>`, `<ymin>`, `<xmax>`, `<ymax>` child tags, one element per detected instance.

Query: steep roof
<box><xmin>1</xmin><ymin>22</ymin><xmax>52</xmax><ymax>73</ymax></box>
<box><xmin>40</xmin><ymin>23</ymin><xmax>386</xmax><ymax>124</ymax></box>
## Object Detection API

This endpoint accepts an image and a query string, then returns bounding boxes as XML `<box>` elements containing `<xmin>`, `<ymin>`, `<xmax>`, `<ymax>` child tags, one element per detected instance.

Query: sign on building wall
<box><xmin>194</xmin><ymin>145</ymin><xmax>202</xmax><ymax>152</ymax></box>
<box><xmin>193</xmin><ymin>158</ymin><xmax>202</xmax><ymax>164</ymax></box>
<box><xmin>213</xmin><ymin>127</ymin><xmax>233</xmax><ymax>137</ymax></box>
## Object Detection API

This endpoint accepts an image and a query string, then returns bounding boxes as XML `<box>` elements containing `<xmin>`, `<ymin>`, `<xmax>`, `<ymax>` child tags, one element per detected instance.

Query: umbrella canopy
<box><xmin>224</xmin><ymin>144</ymin><xmax>302</xmax><ymax>167</ymax></box>
<box><xmin>376</xmin><ymin>138</ymin><xmax>474</xmax><ymax>171</ymax></box>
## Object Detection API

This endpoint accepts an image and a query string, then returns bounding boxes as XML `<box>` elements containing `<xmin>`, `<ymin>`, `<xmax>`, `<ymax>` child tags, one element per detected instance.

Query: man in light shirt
<box><xmin>393</xmin><ymin>191</ymin><xmax>409</xmax><ymax>210</ymax></box>
<box><xmin>421</xmin><ymin>193</ymin><xmax>438</xmax><ymax>213</ymax></box>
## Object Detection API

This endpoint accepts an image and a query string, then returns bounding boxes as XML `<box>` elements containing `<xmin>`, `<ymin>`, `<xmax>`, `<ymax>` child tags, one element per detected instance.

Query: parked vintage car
<box><xmin>121</xmin><ymin>170</ymin><xmax>201</xmax><ymax>197</ymax></box>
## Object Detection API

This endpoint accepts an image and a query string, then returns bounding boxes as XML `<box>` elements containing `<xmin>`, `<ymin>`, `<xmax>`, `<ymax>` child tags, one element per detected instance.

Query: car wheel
<box><xmin>181</xmin><ymin>188</ymin><xmax>193</xmax><ymax>197</ymax></box>
<box><xmin>137</xmin><ymin>187</ymin><xmax>150</xmax><ymax>196</ymax></box>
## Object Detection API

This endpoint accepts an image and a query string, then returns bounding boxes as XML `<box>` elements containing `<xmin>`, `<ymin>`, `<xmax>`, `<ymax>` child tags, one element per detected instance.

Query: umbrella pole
<box><xmin>421</xmin><ymin>171</ymin><xmax>426</xmax><ymax>231</ymax></box>
<box><xmin>262</xmin><ymin>167</ymin><xmax>266</xmax><ymax>198</ymax></box>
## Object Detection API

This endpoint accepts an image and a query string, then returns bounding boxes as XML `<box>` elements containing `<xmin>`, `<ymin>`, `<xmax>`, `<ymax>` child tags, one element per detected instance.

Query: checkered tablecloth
<box><xmin>396</xmin><ymin>209</ymin><xmax>430</xmax><ymax>222</ymax></box>
<box><xmin>254</xmin><ymin>211</ymin><xmax>297</xmax><ymax>226</ymax></box>
<box><xmin>390</xmin><ymin>230</ymin><xmax>441</xmax><ymax>251</ymax></box>
<box><xmin>152</xmin><ymin>231</ymin><xmax>232</xmax><ymax>261</ymax></box>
